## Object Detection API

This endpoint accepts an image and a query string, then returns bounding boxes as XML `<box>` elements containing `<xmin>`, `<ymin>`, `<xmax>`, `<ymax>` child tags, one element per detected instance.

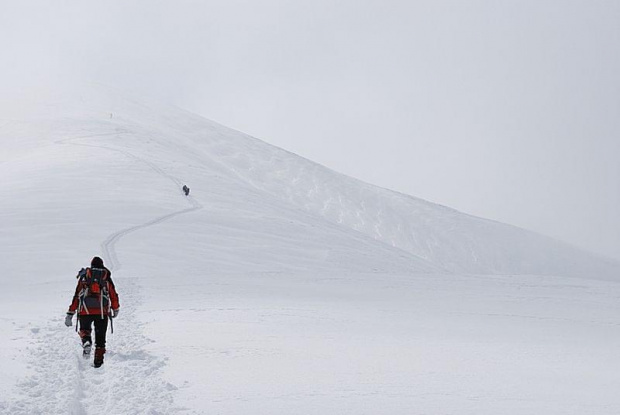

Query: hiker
<box><xmin>182</xmin><ymin>184</ymin><xmax>190</xmax><ymax>196</ymax></box>
<box><xmin>65</xmin><ymin>256</ymin><xmax>120</xmax><ymax>368</ymax></box>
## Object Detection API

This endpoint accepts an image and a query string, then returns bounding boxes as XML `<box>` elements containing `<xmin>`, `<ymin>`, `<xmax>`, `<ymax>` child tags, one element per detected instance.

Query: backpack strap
<box><xmin>90</xmin><ymin>267</ymin><xmax>109</xmax><ymax>279</ymax></box>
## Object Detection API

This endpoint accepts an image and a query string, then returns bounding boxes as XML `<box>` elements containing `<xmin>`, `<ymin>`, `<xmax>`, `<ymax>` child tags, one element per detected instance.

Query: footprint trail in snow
<box><xmin>3</xmin><ymin>131</ymin><xmax>201</xmax><ymax>415</ymax></box>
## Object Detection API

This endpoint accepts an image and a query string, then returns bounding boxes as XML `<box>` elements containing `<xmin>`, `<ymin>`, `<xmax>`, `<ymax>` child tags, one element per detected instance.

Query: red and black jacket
<box><xmin>68</xmin><ymin>267</ymin><xmax>120</xmax><ymax>316</ymax></box>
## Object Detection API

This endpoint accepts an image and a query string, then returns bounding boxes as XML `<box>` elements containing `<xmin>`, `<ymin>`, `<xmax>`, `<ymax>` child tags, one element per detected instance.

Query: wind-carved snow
<box><xmin>1</xmin><ymin>85</ymin><xmax>619</xmax><ymax>415</ymax></box>
<box><xmin>186</xmin><ymin>123</ymin><xmax>618</xmax><ymax>279</ymax></box>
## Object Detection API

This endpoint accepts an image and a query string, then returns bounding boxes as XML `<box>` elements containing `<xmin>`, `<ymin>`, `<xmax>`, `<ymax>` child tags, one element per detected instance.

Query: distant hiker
<box><xmin>182</xmin><ymin>185</ymin><xmax>190</xmax><ymax>196</ymax></box>
<box><xmin>65</xmin><ymin>256</ymin><xmax>120</xmax><ymax>368</ymax></box>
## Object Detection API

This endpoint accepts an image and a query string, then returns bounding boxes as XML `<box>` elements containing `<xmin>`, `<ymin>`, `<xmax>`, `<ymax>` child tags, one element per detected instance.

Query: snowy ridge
<box><xmin>62</xmin><ymin>85</ymin><xmax>616</xmax><ymax>279</ymax></box>
<box><xmin>1</xmin><ymin>85</ymin><xmax>619</xmax><ymax>414</ymax></box>
<box><xmin>172</xmin><ymin>122</ymin><xmax>618</xmax><ymax>279</ymax></box>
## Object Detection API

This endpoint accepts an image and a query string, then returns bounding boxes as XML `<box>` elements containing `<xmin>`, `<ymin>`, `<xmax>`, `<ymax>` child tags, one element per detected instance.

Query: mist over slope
<box><xmin>2</xmin><ymin>83</ymin><xmax>615</xmax><ymax>279</ymax></box>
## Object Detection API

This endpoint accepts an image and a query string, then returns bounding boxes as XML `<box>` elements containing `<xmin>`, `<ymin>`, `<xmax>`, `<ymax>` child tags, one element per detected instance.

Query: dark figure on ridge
<box><xmin>182</xmin><ymin>185</ymin><xmax>190</xmax><ymax>196</ymax></box>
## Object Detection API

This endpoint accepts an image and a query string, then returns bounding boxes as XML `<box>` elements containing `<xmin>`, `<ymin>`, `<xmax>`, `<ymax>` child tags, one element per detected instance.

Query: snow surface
<box><xmin>1</xmin><ymin>85</ymin><xmax>619</xmax><ymax>414</ymax></box>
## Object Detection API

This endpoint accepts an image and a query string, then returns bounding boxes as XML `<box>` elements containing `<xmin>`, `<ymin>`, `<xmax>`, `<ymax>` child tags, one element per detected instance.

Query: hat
<box><xmin>91</xmin><ymin>256</ymin><xmax>104</xmax><ymax>268</ymax></box>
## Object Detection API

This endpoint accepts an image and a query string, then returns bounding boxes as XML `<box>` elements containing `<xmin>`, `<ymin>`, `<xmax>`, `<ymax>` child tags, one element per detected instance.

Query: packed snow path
<box><xmin>56</xmin><ymin>130</ymin><xmax>203</xmax><ymax>271</ymax></box>
<box><xmin>2</xmin><ymin>131</ymin><xmax>202</xmax><ymax>414</ymax></box>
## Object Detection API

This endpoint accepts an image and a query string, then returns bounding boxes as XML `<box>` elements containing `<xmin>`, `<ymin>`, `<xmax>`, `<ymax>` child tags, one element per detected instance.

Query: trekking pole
<box><xmin>104</xmin><ymin>291</ymin><xmax>113</xmax><ymax>334</ymax></box>
<box><xmin>76</xmin><ymin>295</ymin><xmax>84</xmax><ymax>333</ymax></box>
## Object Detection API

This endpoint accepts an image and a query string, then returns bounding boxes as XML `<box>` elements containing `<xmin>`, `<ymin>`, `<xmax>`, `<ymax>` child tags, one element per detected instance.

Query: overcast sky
<box><xmin>2</xmin><ymin>0</ymin><xmax>619</xmax><ymax>260</ymax></box>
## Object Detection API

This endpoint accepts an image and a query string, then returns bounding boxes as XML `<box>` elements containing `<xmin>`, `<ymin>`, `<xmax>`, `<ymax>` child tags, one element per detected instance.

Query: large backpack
<box><xmin>77</xmin><ymin>267</ymin><xmax>111</xmax><ymax>316</ymax></box>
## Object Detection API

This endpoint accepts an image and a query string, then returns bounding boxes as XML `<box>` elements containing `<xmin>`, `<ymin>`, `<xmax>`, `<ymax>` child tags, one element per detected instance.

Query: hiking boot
<box><xmin>82</xmin><ymin>340</ymin><xmax>92</xmax><ymax>358</ymax></box>
<box><xmin>94</xmin><ymin>347</ymin><xmax>105</xmax><ymax>368</ymax></box>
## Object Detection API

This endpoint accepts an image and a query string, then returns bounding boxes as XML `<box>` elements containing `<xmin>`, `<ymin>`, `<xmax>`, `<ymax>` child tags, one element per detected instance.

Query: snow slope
<box><xmin>0</xmin><ymin>85</ymin><xmax>619</xmax><ymax>414</ymax></box>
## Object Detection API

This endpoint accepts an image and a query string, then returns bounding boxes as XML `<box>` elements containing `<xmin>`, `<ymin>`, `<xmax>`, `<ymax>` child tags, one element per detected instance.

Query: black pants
<box><xmin>78</xmin><ymin>315</ymin><xmax>109</xmax><ymax>349</ymax></box>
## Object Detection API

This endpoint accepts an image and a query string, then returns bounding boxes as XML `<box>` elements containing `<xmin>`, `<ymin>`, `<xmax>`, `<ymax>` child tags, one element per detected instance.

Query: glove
<box><xmin>64</xmin><ymin>313</ymin><xmax>74</xmax><ymax>327</ymax></box>
<box><xmin>76</xmin><ymin>268</ymin><xmax>87</xmax><ymax>279</ymax></box>
<box><xmin>111</xmin><ymin>309</ymin><xmax>119</xmax><ymax>319</ymax></box>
